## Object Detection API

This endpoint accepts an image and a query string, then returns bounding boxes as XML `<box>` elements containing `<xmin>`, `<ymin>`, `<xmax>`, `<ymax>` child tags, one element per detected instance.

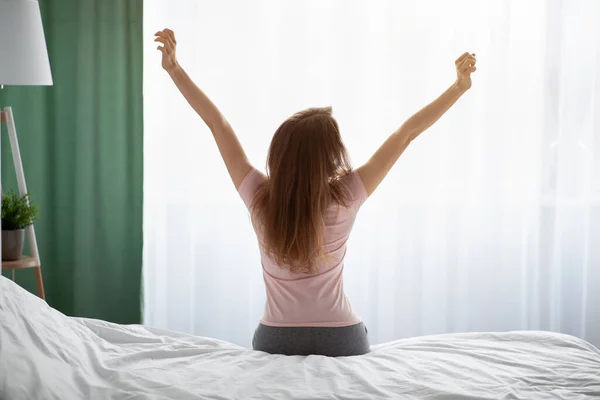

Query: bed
<box><xmin>1</xmin><ymin>276</ymin><xmax>599</xmax><ymax>400</ymax></box>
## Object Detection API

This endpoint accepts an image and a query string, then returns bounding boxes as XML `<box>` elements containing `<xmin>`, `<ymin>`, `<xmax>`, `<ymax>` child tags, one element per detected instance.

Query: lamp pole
<box><xmin>0</xmin><ymin>0</ymin><xmax>52</xmax><ymax>287</ymax></box>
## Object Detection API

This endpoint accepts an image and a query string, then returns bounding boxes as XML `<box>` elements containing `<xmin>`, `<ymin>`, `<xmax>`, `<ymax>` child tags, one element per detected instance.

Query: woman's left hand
<box><xmin>155</xmin><ymin>29</ymin><xmax>179</xmax><ymax>73</ymax></box>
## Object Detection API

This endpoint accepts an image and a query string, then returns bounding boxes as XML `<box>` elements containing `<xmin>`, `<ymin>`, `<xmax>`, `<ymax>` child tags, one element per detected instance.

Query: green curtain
<box><xmin>0</xmin><ymin>0</ymin><xmax>143</xmax><ymax>324</ymax></box>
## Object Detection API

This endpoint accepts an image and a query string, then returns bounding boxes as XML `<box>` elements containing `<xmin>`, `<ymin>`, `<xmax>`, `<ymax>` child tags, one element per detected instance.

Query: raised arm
<box><xmin>155</xmin><ymin>29</ymin><xmax>252</xmax><ymax>189</ymax></box>
<box><xmin>357</xmin><ymin>52</ymin><xmax>477</xmax><ymax>196</ymax></box>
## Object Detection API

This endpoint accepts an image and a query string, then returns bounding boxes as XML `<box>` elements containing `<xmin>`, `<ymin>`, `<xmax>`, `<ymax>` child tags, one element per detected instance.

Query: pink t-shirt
<box><xmin>238</xmin><ymin>167</ymin><xmax>368</xmax><ymax>327</ymax></box>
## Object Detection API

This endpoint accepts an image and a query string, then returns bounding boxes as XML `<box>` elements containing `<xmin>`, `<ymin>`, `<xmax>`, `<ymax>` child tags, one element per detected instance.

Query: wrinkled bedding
<box><xmin>1</xmin><ymin>276</ymin><xmax>599</xmax><ymax>399</ymax></box>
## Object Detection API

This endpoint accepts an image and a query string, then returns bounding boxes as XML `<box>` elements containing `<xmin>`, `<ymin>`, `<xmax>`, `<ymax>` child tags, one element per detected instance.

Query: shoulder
<box><xmin>238</xmin><ymin>167</ymin><xmax>267</xmax><ymax>207</ymax></box>
<box><xmin>340</xmin><ymin>170</ymin><xmax>368</xmax><ymax>205</ymax></box>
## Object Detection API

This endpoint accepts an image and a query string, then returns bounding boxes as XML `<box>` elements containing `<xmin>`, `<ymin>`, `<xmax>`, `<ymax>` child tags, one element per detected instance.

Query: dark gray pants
<box><xmin>252</xmin><ymin>322</ymin><xmax>370</xmax><ymax>357</ymax></box>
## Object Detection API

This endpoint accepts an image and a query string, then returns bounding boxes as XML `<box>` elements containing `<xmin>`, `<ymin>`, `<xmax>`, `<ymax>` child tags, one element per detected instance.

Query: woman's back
<box><xmin>239</xmin><ymin>167</ymin><xmax>368</xmax><ymax>327</ymax></box>
<box><xmin>155</xmin><ymin>28</ymin><xmax>476</xmax><ymax>355</ymax></box>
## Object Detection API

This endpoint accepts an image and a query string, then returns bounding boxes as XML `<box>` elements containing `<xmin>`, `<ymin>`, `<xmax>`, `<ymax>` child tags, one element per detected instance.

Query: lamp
<box><xmin>0</xmin><ymin>0</ymin><xmax>53</xmax><ymax>86</ymax></box>
<box><xmin>0</xmin><ymin>0</ymin><xmax>52</xmax><ymax>298</ymax></box>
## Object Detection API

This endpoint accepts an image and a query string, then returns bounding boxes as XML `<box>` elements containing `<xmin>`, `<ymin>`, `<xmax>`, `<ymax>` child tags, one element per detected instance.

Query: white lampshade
<box><xmin>0</xmin><ymin>0</ymin><xmax>53</xmax><ymax>86</ymax></box>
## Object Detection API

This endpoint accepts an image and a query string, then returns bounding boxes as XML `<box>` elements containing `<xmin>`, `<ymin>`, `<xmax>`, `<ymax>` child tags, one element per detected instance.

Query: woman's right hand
<box><xmin>155</xmin><ymin>28</ymin><xmax>179</xmax><ymax>73</ymax></box>
<box><xmin>455</xmin><ymin>52</ymin><xmax>477</xmax><ymax>92</ymax></box>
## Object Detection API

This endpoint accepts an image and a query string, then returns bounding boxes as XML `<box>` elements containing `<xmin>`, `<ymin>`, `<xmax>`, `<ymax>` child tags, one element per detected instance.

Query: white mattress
<box><xmin>1</xmin><ymin>277</ymin><xmax>599</xmax><ymax>400</ymax></box>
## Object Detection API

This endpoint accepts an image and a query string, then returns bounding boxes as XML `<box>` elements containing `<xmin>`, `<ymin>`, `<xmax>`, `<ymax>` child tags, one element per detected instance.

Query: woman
<box><xmin>155</xmin><ymin>29</ymin><xmax>476</xmax><ymax>357</ymax></box>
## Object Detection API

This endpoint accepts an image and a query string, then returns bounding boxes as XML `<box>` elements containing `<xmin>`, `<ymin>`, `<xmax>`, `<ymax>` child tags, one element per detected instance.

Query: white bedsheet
<box><xmin>1</xmin><ymin>277</ymin><xmax>599</xmax><ymax>400</ymax></box>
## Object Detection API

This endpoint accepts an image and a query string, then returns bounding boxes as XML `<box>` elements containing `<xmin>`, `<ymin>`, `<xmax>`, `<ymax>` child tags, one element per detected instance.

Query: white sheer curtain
<box><xmin>143</xmin><ymin>0</ymin><xmax>600</xmax><ymax>348</ymax></box>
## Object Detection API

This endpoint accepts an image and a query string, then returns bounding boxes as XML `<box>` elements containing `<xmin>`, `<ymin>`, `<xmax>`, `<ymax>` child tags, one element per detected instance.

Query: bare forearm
<box><xmin>399</xmin><ymin>83</ymin><xmax>466</xmax><ymax>142</ymax></box>
<box><xmin>167</xmin><ymin>62</ymin><xmax>250</xmax><ymax>186</ymax></box>
<box><xmin>155</xmin><ymin>28</ymin><xmax>252</xmax><ymax>188</ymax></box>
<box><xmin>358</xmin><ymin>52</ymin><xmax>476</xmax><ymax>196</ymax></box>
<box><xmin>168</xmin><ymin>63</ymin><xmax>225</xmax><ymax>131</ymax></box>
<box><xmin>359</xmin><ymin>82</ymin><xmax>468</xmax><ymax>195</ymax></box>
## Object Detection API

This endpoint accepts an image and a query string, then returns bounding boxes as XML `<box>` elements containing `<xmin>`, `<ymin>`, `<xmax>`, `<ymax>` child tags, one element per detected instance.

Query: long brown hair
<box><xmin>251</xmin><ymin>107</ymin><xmax>352</xmax><ymax>274</ymax></box>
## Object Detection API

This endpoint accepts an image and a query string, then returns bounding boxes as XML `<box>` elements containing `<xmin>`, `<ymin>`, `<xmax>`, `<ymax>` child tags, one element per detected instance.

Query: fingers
<box><xmin>455</xmin><ymin>52</ymin><xmax>470</xmax><ymax>64</ymax></box>
<box><xmin>154</xmin><ymin>37</ymin><xmax>176</xmax><ymax>58</ymax></box>
<box><xmin>154</xmin><ymin>33</ymin><xmax>175</xmax><ymax>51</ymax></box>
<box><xmin>154</xmin><ymin>28</ymin><xmax>175</xmax><ymax>40</ymax></box>
<box><xmin>154</xmin><ymin>39</ymin><xmax>172</xmax><ymax>55</ymax></box>
<box><xmin>164</xmin><ymin>28</ymin><xmax>176</xmax><ymax>43</ymax></box>
<box><xmin>456</xmin><ymin>52</ymin><xmax>476</xmax><ymax>67</ymax></box>
<box><xmin>154</xmin><ymin>36</ymin><xmax>171</xmax><ymax>48</ymax></box>
<box><xmin>154</xmin><ymin>29</ymin><xmax>176</xmax><ymax>56</ymax></box>
<box><xmin>459</xmin><ymin>55</ymin><xmax>476</xmax><ymax>72</ymax></box>
<box><xmin>459</xmin><ymin>58</ymin><xmax>470</xmax><ymax>72</ymax></box>
<box><xmin>154</xmin><ymin>29</ymin><xmax>176</xmax><ymax>46</ymax></box>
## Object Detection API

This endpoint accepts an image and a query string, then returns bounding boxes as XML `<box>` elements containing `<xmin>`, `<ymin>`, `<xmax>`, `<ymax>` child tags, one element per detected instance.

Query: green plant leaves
<box><xmin>1</xmin><ymin>191</ymin><xmax>39</xmax><ymax>230</ymax></box>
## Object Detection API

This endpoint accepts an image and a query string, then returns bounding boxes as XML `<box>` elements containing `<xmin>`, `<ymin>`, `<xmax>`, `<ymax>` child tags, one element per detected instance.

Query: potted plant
<box><xmin>1</xmin><ymin>191</ymin><xmax>39</xmax><ymax>261</ymax></box>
